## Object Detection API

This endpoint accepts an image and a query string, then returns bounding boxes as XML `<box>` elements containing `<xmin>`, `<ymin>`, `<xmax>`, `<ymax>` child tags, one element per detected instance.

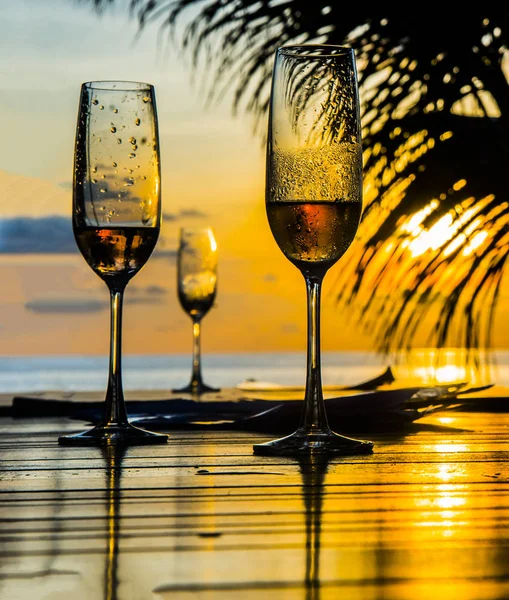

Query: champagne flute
<box><xmin>253</xmin><ymin>46</ymin><xmax>374</xmax><ymax>456</ymax></box>
<box><xmin>59</xmin><ymin>81</ymin><xmax>168</xmax><ymax>446</ymax></box>
<box><xmin>173</xmin><ymin>227</ymin><xmax>220</xmax><ymax>394</ymax></box>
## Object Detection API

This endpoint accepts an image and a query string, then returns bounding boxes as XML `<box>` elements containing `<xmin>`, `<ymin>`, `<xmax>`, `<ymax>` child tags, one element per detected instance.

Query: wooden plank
<box><xmin>2</xmin><ymin>411</ymin><xmax>509</xmax><ymax>600</ymax></box>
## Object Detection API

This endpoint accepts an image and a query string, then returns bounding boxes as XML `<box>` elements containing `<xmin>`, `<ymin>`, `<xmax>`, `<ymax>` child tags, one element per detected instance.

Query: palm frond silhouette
<box><xmin>86</xmin><ymin>1</ymin><xmax>509</xmax><ymax>358</ymax></box>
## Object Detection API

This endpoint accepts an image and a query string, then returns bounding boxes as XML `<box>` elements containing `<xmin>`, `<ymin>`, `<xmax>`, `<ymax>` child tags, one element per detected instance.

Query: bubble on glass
<box><xmin>135</xmin><ymin>118</ymin><xmax>141</xmax><ymax>126</ymax></box>
<box><xmin>112</xmin><ymin>161</ymin><xmax>117</xmax><ymax>167</ymax></box>
<box><xmin>110</xmin><ymin>126</ymin><xmax>117</xmax><ymax>133</ymax></box>
<box><xmin>99</xmin><ymin>105</ymin><xmax>104</xmax><ymax>110</ymax></box>
<box><xmin>92</xmin><ymin>99</ymin><xmax>99</xmax><ymax>105</ymax></box>
<box><xmin>129</xmin><ymin>153</ymin><xmax>136</xmax><ymax>159</ymax></box>
<box><xmin>113</xmin><ymin>108</ymin><xmax>118</xmax><ymax>114</ymax></box>
<box><xmin>117</xmin><ymin>139</ymin><xmax>122</xmax><ymax>144</ymax></box>
<box><xmin>129</xmin><ymin>137</ymin><xmax>136</xmax><ymax>145</ymax></box>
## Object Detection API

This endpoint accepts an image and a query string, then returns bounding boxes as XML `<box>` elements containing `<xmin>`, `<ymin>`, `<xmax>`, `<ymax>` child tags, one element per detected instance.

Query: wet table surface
<box><xmin>1</xmin><ymin>411</ymin><xmax>509</xmax><ymax>600</ymax></box>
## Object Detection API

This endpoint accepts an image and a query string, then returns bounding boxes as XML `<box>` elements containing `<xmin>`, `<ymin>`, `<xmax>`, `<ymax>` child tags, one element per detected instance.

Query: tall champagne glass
<box><xmin>173</xmin><ymin>227</ymin><xmax>220</xmax><ymax>394</ymax></box>
<box><xmin>253</xmin><ymin>46</ymin><xmax>374</xmax><ymax>456</ymax></box>
<box><xmin>59</xmin><ymin>81</ymin><xmax>168</xmax><ymax>446</ymax></box>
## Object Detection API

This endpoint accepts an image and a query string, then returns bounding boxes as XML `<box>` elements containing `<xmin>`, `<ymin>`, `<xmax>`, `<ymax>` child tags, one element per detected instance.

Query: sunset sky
<box><xmin>0</xmin><ymin>0</ymin><xmax>507</xmax><ymax>358</ymax></box>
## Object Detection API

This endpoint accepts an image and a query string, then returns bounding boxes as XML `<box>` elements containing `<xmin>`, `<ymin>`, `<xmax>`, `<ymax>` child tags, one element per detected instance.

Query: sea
<box><xmin>0</xmin><ymin>349</ymin><xmax>508</xmax><ymax>393</ymax></box>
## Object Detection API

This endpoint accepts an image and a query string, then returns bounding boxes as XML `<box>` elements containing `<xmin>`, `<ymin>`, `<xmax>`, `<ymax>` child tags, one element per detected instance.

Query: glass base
<box><xmin>172</xmin><ymin>382</ymin><xmax>220</xmax><ymax>395</ymax></box>
<box><xmin>253</xmin><ymin>428</ymin><xmax>374</xmax><ymax>456</ymax></box>
<box><xmin>58</xmin><ymin>422</ymin><xmax>169</xmax><ymax>447</ymax></box>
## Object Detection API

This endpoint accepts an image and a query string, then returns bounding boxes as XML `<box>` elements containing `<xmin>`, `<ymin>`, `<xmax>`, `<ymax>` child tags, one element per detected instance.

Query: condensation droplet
<box><xmin>129</xmin><ymin>153</ymin><xmax>136</xmax><ymax>159</ymax></box>
<box><xmin>113</xmin><ymin>108</ymin><xmax>118</xmax><ymax>114</ymax></box>
<box><xmin>135</xmin><ymin>118</ymin><xmax>141</xmax><ymax>126</ymax></box>
<box><xmin>117</xmin><ymin>139</ymin><xmax>122</xmax><ymax>144</ymax></box>
<box><xmin>132</xmin><ymin>144</ymin><xmax>138</xmax><ymax>151</ymax></box>
<box><xmin>91</xmin><ymin>178</ymin><xmax>97</xmax><ymax>184</ymax></box>
<box><xmin>142</xmin><ymin>96</ymin><xmax>150</xmax><ymax>103</ymax></box>
<box><xmin>99</xmin><ymin>105</ymin><xmax>104</xmax><ymax>110</ymax></box>
<box><xmin>92</xmin><ymin>99</ymin><xmax>99</xmax><ymax>105</ymax></box>
<box><xmin>100</xmin><ymin>188</ymin><xmax>106</xmax><ymax>193</ymax></box>
<box><xmin>92</xmin><ymin>167</ymin><xmax>97</xmax><ymax>173</ymax></box>
<box><xmin>110</xmin><ymin>126</ymin><xmax>117</xmax><ymax>133</ymax></box>
<box><xmin>112</xmin><ymin>162</ymin><xmax>117</xmax><ymax>167</ymax></box>
<box><xmin>129</xmin><ymin>137</ymin><xmax>136</xmax><ymax>145</ymax></box>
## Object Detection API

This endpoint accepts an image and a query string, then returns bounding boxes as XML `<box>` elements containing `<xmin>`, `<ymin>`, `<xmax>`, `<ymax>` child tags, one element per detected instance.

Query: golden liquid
<box><xmin>178</xmin><ymin>271</ymin><xmax>217</xmax><ymax>319</ymax></box>
<box><xmin>266</xmin><ymin>201</ymin><xmax>362</xmax><ymax>273</ymax></box>
<box><xmin>74</xmin><ymin>226</ymin><xmax>159</xmax><ymax>286</ymax></box>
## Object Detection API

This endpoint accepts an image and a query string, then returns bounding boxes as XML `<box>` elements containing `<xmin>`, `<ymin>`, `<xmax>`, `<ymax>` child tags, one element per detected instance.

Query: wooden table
<box><xmin>1</xmin><ymin>411</ymin><xmax>509</xmax><ymax>599</ymax></box>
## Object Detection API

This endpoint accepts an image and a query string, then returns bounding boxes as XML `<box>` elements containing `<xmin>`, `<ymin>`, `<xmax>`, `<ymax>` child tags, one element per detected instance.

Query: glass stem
<box><xmin>190</xmin><ymin>318</ymin><xmax>204</xmax><ymax>388</ymax></box>
<box><xmin>301</xmin><ymin>274</ymin><xmax>330</xmax><ymax>434</ymax></box>
<box><xmin>102</xmin><ymin>287</ymin><xmax>128</xmax><ymax>426</ymax></box>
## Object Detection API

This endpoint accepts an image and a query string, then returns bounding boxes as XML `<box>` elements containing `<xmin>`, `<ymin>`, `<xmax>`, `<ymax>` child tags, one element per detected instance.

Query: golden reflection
<box><xmin>433</xmin><ymin>444</ymin><xmax>469</xmax><ymax>454</ymax></box>
<box><xmin>101</xmin><ymin>444</ymin><xmax>126</xmax><ymax>600</ymax></box>
<box><xmin>391</xmin><ymin>347</ymin><xmax>495</xmax><ymax>386</ymax></box>
<box><xmin>297</xmin><ymin>455</ymin><xmax>329</xmax><ymax>600</ymax></box>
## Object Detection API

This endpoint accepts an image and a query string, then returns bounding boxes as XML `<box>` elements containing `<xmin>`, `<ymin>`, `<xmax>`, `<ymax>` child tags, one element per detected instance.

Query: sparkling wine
<box><xmin>74</xmin><ymin>226</ymin><xmax>159</xmax><ymax>285</ymax></box>
<box><xmin>178</xmin><ymin>271</ymin><xmax>217</xmax><ymax>318</ymax></box>
<box><xmin>266</xmin><ymin>200</ymin><xmax>362</xmax><ymax>273</ymax></box>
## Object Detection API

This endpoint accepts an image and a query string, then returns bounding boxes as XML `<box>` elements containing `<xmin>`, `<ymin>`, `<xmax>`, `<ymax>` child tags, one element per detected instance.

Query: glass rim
<box><xmin>82</xmin><ymin>80</ymin><xmax>153</xmax><ymax>91</ymax></box>
<box><xmin>278</xmin><ymin>44</ymin><xmax>354</xmax><ymax>58</ymax></box>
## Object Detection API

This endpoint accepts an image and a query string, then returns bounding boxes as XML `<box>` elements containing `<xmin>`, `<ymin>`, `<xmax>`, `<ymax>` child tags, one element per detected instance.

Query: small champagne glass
<box><xmin>59</xmin><ymin>81</ymin><xmax>168</xmax><ymax>446</ymax></box>
<box><xmin>253</xmin><ymin>46</ymin><xmax>374</xmax><ymax>456</ymax></box>
<box><xmin>173</xmin><ymin>227</ymin><xmax>220</xmax><ymax>394</ymax></box>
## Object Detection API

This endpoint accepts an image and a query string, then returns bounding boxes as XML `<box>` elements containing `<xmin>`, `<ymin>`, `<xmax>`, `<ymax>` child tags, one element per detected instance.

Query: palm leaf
<box><xmin>82</xmin><ymin>1</ymin><xmax>509</xmax><ymax>364</ymax></box>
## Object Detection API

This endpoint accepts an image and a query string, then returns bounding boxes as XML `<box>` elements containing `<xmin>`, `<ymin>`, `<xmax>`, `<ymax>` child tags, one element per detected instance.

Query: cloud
<box><xmin>26</xmin><ymin>286</ymin><xmax>168</xmax><ymax>313</ymax></box>
<box><xmin>0</xmin><ymin>216</ymin><xmax>75</xmax><ymax>253</ymax></box>
<box><xmin>144</xmin><ymin>285</ymin><xmax>167</xmax><ymax>295</ymax></box>
<box><xmin>128</xmin><ymin>284</ymin><xmax>168</xmax><ymax>301</ymax></box>
<box><xmin>281</xmin><ymin>322</ymin><xmax>299</xmax><ymax>333</ymax></box>
<box><xmin>162</xmin><ymin>208</ymin><xmax>209</xmax><ymax>222</ymax></box>
<box><xmin>152</xmin><ymin>248</ymin><xmax>177</xmax><ymax>259</ymax></box>
<box><xmin>179</xmin><ymin>208</ymin><xmax>207</xmax><ymax>218</ymax></box>
<box><xmin>25</xmin><ymin>298</ymin><xmax>108</xmax><ymax>314</ymax></box>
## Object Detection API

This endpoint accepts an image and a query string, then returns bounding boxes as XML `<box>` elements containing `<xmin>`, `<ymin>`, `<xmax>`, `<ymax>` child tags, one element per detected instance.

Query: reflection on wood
<box><xmin>299</xmin><ymin>455</ymin><xmax>328</xmax><ymax>600</ymax></box>
<box><xmin>102</xmin><ymin>445</ymin><xmax>125</xmax><ymax>600</ymax></box>
<box><xmin>1</xmin><ymin>412</ymin><xmax>509</xmax><ymax>598</ymax></box>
